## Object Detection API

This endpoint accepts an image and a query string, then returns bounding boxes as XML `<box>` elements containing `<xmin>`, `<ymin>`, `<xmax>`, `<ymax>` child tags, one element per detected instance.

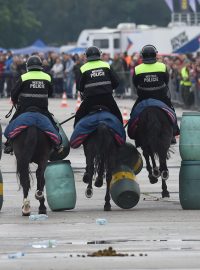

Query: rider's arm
<box><xmin>109</xmin><ymin>66</ymin><xmax>119</xmax><ymax>89</ymax></box>
<box><xmin>11</xmin><ymin>78</ymin><xmax>23</xmax><ymax>105</ymax></box>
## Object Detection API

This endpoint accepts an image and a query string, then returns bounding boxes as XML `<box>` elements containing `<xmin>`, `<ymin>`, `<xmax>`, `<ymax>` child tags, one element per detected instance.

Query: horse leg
<box><xmin>17</xmin><ymin>159</ymin><xmax>31</xmax><ymax>216</ymax></box>
<box><xmin>84</xmin><ymin>145</ymin><xmax>94</xmax><ymax>198</ymax></box>
<box><xmin>104</xmin><ymin>172</ymin><xmax>111</xmax><ymax>211</ymax></box>
<box><xmin>95</xmin><ymin>161</ymin><xmax>104</xmax><ymax>188</ymax></box>
<box><xmin>159</xmin><ymin>152</ymin><xmax>170</xmax><ymax>198</ymax></box>
<box><xmin>35</xmin><ymin>165</ymin><xmax>47</xmax><ymax>214</ymax></box>
<box><xmin>143</xmin><ymin>151</ymin><xmax>158</xmax><ymax>184</ymax></box>
<box><xmin>150</xmin><ymin>153</ymin><xmax>160</xmax><ymax>179</ymax></box>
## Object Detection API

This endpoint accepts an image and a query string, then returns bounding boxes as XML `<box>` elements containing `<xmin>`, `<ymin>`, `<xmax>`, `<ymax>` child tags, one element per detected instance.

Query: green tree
<box><xmin>0</xmin><ymin>0</ymin><xmax>40</xmax><ymax>48</ymax></box>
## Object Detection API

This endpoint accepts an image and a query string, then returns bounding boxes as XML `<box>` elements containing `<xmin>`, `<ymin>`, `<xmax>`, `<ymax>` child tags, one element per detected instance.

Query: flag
<box><xmin>189</xmin><ymin>0</ymin><xmax>196</xmax><ymax>12</ymax></box>
<box><xmin>179</xmin><ymin>0</ymin><xmax>189</xmax><ymax>11</ymax></box>
<box><xmin>164</xmin><ymin>0</ymin><xmax>174</xmax><ymax>12</ymax></box>
<box><xmin>126</xmin><ymin>37</ymin><xmax>133</xmax><ymax>52</ymax></box>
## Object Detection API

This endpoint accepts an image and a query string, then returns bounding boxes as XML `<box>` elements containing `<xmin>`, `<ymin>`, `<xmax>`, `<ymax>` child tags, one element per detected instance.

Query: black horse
<box><xmin>83</xmin><ymin>123</ymin><xmax>118</xmax><ymax>211</ymax></box>
<box><xmin>13</xmin><ymin>126</ymin><xmax>52</xmax><ymax>216</ymax></box>
<box><xmin>133</xmin><ymin>107</ymin><xmax>173</xmax><ymax>198</ymax></box>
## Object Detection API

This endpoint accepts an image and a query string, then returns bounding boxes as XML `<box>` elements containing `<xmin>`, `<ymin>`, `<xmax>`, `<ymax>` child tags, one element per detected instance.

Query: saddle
<box><xmin>89</xmin><ymin>105</ymin><xmax>110</xmax><ymax>115</ymax></box>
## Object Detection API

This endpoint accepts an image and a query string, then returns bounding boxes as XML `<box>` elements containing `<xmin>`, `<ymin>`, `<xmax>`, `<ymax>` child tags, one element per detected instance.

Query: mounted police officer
<box><xmin>4</xmin><ymin>55</ymin><xmax>62</xmax><ymax>154</ymax></box>
<box><xmin>132</xmin><ymin>44</ymin><xmax>179</xmax><ymax>143</ymax></box>
<box><xmin>74</xmin><ymin>46</ymin><xmax>123</xmax><ymax>126</ymax></box>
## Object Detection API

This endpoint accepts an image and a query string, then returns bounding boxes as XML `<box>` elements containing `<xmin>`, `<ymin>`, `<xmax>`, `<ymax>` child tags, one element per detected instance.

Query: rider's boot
<box><xmin>4</xmin><ymin>139</ymin><xmax>13</xmax><ymax>154</ymax></box>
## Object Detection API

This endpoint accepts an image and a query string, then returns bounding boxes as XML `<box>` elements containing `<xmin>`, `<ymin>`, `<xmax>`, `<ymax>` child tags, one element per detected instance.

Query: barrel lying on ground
<box><xmin>44</xmin><ymin>160</ymin><xmax>76</xmax><ymax>211</ymax></box>
<box><xmin>110</xmin><ymin>165</ymin><xmax>140</xmax><ymax>209</ymax></box>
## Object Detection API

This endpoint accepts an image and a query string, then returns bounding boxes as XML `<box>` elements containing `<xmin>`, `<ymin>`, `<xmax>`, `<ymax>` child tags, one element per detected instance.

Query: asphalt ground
<box><xmin>0</xmin><ymin>97</ymin><xmax>200</xmax><ymax>270</ymax></box>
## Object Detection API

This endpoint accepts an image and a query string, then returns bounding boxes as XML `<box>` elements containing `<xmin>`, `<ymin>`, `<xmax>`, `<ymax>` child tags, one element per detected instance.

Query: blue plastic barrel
<box><xmin>45</xmin><ymin>160</ymin><xmax>76</xmax><ymax>211</ymax></box>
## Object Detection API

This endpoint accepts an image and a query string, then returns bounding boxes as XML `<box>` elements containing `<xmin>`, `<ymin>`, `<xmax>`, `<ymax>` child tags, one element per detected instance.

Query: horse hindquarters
<box><xmin>14</xmin><ymin>127</ymin><xmax>38</xmax><ymax>199</ymax></box>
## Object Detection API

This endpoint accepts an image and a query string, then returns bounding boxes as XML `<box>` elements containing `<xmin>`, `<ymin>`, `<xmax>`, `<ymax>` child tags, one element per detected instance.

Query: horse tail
<box><xmin>95</xmin><ymin>123</ymin><xmax>115</xmax><ymax>172</ymax></box>
<box><xmin>17</xmin><ymin>126</ymin><xmax>38</xmax><ymax>190</ymax></box>
<box><xmin>145</xmin><ymin>109</ymin><xmax>162</xmax><ymax>155</ymax></box>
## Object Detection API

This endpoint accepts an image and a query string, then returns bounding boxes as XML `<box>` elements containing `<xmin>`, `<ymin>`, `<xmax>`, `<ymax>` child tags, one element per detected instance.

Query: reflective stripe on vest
<box><xmin>21</xmin><ymin>71</ymin><xmax>51</xmax><ymax>82</ymax></box>
<box><xmin>80</xmin><ymin>60</ymin><xmax>110</xmax><ymax>73</ymax></box>
<box><xmin>135</xmin><ymin>62</ymin><xmax>166</xmax><ymax>75</ymax></box>
<box><xmin>19</xmin><ymin>93</ymin><xmax>48</xmax><ymax>98</ymax></box>
<box><xmin>85</xmin><ymin>81</ymin><xmax>111</xmax><ymax>88</ymax></box>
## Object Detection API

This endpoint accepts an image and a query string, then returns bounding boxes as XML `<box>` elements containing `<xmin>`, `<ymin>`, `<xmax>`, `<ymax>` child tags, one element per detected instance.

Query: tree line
<box><xmin>0</xmin><ymin>0</ymin><xmax>172</xmax><ymax>48</ymax></box>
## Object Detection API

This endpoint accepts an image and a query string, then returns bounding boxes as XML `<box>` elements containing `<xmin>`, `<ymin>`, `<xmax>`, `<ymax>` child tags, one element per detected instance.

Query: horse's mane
<box><xmin>135</xmin><ymin>107</ymin><xmax>173</xmax><ymax>157</ymax></box>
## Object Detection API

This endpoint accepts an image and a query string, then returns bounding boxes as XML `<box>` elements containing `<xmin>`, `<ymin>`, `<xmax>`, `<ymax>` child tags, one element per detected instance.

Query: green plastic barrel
<box><xmin>44</xmin><ymin>160</ymin><xmax>76</xmax><ymax>211</ymax></box>
<box><xmin>115</xmin><ymin>142</ymin><xmax>143</xmax><ymax>175</ymax></box>
<box><xmin>110</xmin><ymin>165</ymin><xmax>140</xmax><ymax>209</ymax></box>
<box><xmin>179</xmin><ymin>160</ymin><xmax>200</xmax><ymax>209</ymax></box>
<box><xmin>179</xmin><ymin>112</ymin><xmax>200</xmax><ymax>160</ymax></box>
<box><xmin>0</xmin><ymin>123</ymin><xmax>2</xmax><ymax>160</ymax></box>
<box><xmin>49</xmin><ymin>120</ymin><xmax>70</xmax><ymax>161</ymax></box>
<box><xmin>0</xmin><ymin>169</ymin><xmax>3</xmax><ymax>211</ymax></box>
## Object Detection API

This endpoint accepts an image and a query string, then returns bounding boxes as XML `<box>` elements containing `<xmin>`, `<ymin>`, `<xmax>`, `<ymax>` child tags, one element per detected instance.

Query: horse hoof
<box><xmin>104</xmin><ymin>205</ymin><xmax>111</xmax><ymax>211</ymax></box>
<box><xmin>149</xmin><ymin>175</ymin><xmax>158</xmax><ymax>184</ymax></box>
<box><xmin>95</xmin><ymin>177</ymin><xmax>103</xmax><ymax>188</ymax></box>
<box><xmin>38</xmin><ymin>208</ymin><xmax>47</xmax><ymax>215</ymax></box>
<box><xmin>162</xmin><ymin>191</ymin><xmax>170</xmax><ymax>198</ymax></box>
<box><xmin>35</xmin><ymin>190</ymin><xmax>44</xmax><ymax>200</ymax></box>
<box><xmin>85</xmin><ymin>188</ymin><xmax>93</xmax><ymax>198</ymax></box>
<box><xmin>152</xmin><ymin>167</ymin><xmax>160</xmax><ymax>178</ymax></box>
<box><xmin>83</xmin><ymin>173</ymin><xmax>89</xmax><ymax>184</ymax></box>
<box><xmin>22</xmin><ymin>199</ymin><xmax>31</xmax><ymax>216</ymax></box>
<box><xmin>161</xmin><ymin>170</ymin><xmax>169</xmax><ymax>181</ymax></box>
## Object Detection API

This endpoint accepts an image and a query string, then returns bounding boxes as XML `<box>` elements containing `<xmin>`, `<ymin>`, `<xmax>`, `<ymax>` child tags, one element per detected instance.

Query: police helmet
<box><xmin>26</xmin><ymin>55</ymin><xmax>43</xmax><ymax>71</ymax></box>
<box><xmin>85</xmin><ymin>46</ymin><xmax>101</xmax><ymax>61</ymax></box>
<box><xmin>141</xmin><ymin>44</ymin><xmax>158</xmax><ymax>64</ymax></box>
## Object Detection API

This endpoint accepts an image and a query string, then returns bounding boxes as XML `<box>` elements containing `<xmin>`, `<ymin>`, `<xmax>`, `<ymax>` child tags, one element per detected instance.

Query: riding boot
<box><xmin>171</xmin><ymin>123</ymin><xmax>180</xmax><ymax>145</ymax></box>
<box><xmin>4</xmin><ymin>139</ymin><xmax>13</xmax><ymax>154</ymax></box>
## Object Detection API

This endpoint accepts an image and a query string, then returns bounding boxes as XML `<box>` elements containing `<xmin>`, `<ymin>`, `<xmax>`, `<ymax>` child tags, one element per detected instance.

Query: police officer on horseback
<box><xmin>132</xmin><ymin>44</ymin><xmax>179</xmax><ymax>143</ymax></box>
<box><xmin>74</xmin><ymin>46</ymin><xmax>123</xmax><ymax>126</ymax></box>
<box><xmin>4</xmin><ymin>55</ymin><xmax>62</xmax><ymax>154</ymax></box>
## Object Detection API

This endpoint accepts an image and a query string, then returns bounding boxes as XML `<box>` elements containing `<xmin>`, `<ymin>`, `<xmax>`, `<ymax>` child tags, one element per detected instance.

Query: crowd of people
<box><xmin>0</xmin><ymin>49</ymin><xmax>200</xmax><ymax>108</ymax></box>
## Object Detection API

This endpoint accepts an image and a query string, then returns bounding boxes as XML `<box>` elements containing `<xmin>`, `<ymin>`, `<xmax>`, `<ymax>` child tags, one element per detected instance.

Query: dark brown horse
<box><xmin>83</xmin><ymin>123</ymin><xmax>118</xmax><ymax>211</ymax></box>
<box><xmin>133</xmin><ymin>107</ymin><xmax>173</xmax><ymax>198</ymax></box>
<box><xmin>13</xmin><ymin>126</ymin><xmax>52</xmax><ymax>216</ymax></box>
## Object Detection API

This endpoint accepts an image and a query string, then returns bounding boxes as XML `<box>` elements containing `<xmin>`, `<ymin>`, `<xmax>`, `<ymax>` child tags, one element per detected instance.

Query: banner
<box><xmin>164</xmin><ymin>0</ymin><xmax>174</xmax><ymax>12</ymax></box>
<box><xmin>189</xmin><ymin>0</ymin><xmax>197</xmax><ymax>12</ymax></box>
<box><xmin>179</xmin><ymin>0</ymin><xmax>189</xmax><ymax>11</ymax></box>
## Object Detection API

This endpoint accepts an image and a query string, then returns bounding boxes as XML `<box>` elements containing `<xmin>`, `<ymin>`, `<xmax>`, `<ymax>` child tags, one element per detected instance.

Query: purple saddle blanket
<box><xmin>4</xmin><ymin>112</ymin><xmax>61</xmax><ymax>145</ymax></box>
<box><xmin>70</xmin><ymin>111</ymin><xmax>126</xmax><ymax>149</ymax></box>
<box><xmin>128</xmin><ymin>98</ymin><xmax>177</xmax><ymax>139</ymax></box>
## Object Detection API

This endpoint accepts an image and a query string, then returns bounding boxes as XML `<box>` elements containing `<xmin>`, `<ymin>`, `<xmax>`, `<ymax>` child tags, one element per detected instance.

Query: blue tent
<box><xmin>11</xmin><ymin>39</ymin><xmax>60</xmax><ymax>55</ymax></box>
<box><xmin>65</xmin><ymin>47</ymin><xmax>86</xmax><ymax>54</ymax></box>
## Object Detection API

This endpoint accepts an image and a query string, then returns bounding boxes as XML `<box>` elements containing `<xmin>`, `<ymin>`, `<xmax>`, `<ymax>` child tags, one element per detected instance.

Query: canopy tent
<box><xmin>11</xmin><ymin>39</ymin><xmax>60</xmax><ymax>55</ymax></box>
<box><xmin>0</xmin><ymin>47</ymin><xmax>6</xmax><ymax>52</ymax></box>
<box><xmin>65</xmin><ymin>47</ymin><xmax>86</xmax><ymax>54</ymax></box>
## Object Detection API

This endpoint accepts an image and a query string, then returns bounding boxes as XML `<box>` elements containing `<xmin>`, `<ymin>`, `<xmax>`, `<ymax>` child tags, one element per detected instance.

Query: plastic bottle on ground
<box><xmin>29</xmin><ymin>214</ymin><xmax>48</xmax><ymax>221</ymax></box>
<box><xmin>96</xmin><ymin>218</ymin><xmax>108</xmax><ymax>225</ymax></box>
<box><xmin>8</xmin><ymin>252</ymin><xmax>25</xmax><ymax>259</ymax></box>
